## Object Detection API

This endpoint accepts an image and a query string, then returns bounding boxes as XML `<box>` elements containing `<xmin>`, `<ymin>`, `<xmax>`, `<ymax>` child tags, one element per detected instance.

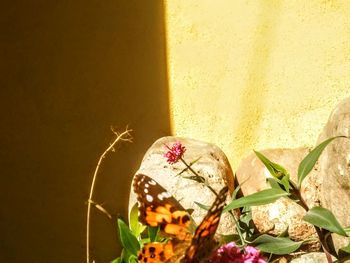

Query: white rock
<box><xmin>290</xmin><ymin>252</ymin><xmax>336</xmax><ymax>263</ymax></box>
<box><xmin>128</xmin><ymin>136</ymin><xmax>236</xmax><ymax>234</ymax></box>
<box><xmin>317</xmin><ymin>96</ymin><xmax>350</xmax><ymax>251</ymax></box>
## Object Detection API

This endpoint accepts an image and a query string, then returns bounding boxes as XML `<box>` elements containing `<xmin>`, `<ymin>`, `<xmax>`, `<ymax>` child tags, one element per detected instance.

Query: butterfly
<box><xmin>133</xmin><ymin>173</ymin><xmax>228</xmax><ymax>263</ymax></box>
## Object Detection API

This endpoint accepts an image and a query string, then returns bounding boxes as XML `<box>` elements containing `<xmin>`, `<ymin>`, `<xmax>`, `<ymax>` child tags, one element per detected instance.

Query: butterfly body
<box><xmin>133</xmin><ymin>174</ymin><xmax>228</xmax><ymax>263</ymax></box>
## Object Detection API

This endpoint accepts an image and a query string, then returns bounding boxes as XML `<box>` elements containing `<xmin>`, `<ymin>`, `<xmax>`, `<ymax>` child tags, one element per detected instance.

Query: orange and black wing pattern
<box><xmin>183</xmin><ymin>186</ymin><xmax>228</xmax><ymax>263</ymax></box>
<box><xmin>133</xmin><ymin>174</ymin><xmax>228</xmax><ymax>263</ymax></box>
<box><xmin>133</xmin><ymin>174</ymin><xmax>193</xmax><ymax>241</ymax></box>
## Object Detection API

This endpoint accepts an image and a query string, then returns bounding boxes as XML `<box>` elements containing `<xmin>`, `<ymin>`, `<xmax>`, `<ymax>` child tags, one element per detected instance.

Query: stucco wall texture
<box><xmin>165</xmin><ymin>1</ymin><xmax>350</xmax><ymax>168</ymax></box>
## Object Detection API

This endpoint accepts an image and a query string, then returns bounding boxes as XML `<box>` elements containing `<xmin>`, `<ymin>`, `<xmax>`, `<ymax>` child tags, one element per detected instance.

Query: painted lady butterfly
<box><xmin>133</xmin><ymin>174</ymin><xmax>228</xmax><ymax>263</ymax></box>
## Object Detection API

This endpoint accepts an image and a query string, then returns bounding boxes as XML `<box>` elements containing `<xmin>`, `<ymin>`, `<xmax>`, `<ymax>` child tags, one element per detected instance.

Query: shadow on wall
<box><xmin>0</xmin><ymin>1</ymin><xmax>169</xmax><ymax>262</ymax></box>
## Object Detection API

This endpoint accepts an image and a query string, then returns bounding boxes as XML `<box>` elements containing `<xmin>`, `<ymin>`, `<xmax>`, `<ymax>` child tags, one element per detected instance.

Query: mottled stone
<box><xmin>290</xmin><ymin>252</ymin><xmax>336</xmax><ymax>263</ymax></box>
<box><xmin>317</xmin><ymin>96</ymin><xmax>350</xmax><ymax>251</ymax></box>
<box><xmin>236</xmin><ymin>148</ymin><xmax>320</xmax><ymax>249</ymax></box>
<box><xmin>128</xmin><ymin>136</ymin><xmax>236</xmax><ymax>234</ymax></box>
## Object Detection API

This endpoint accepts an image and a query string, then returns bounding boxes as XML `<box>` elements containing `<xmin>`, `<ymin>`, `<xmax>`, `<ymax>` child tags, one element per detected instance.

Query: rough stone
<box><xmin>317</xmin><ymin>96</ymin><xmax>350</xmax><ymax>251</ymax></box>
<box><xmin>289</xmin><ymin>252</ymin><xmax>336</xmax><ymax>263</ymax></box>
<box><xmin>235</xmin><ymin>148</ymin><xmax>320</xmax><ymax>249</ymax></box>
<box><xmin>128</xmin><ymin>136</ymin><xmax>236</xmax><ymax>235</ymax></box>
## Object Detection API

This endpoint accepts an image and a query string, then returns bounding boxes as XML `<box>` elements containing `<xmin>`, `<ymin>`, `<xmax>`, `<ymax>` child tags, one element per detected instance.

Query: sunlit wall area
<box><xmin>164</xmin><ymin>1</ymin><xmax>350</xmax><ymax>168</ymax></box>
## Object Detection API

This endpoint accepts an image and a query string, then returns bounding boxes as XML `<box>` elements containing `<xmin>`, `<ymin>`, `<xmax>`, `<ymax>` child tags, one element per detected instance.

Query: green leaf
<box><xmin>223</xmin><ymin>188</ymin><xmax>289</xmax><ymax>213</ymax></box>
<box><xmin>121</xmin><ymin>249</ymin><xmax>127</xmax><ymax>263</ymax></box>
<box><xmin>110</xmin><ymin>257</ymin><xmax>122</xmax><ymax>263</ymax></box>
<box><xmin>238</xmin><ymin>207</ymin><xmax>255</xmax><ymax>240</ymax></box>
<box><xmin>254</xmin><ymin>150</ymin><xmax>289</xmax><ymax>179</ymax></box>
<box><xmin>148</xmin><ymin>226</ymin><xmax>160</xmax><ymax>242</ymax></box>
<box><xmin>194</xmin><ymin>201</ymin><xmax>210</xmax><ymax>211</ymax></box>
<box><xmin>280</xmin><ymin>174</ymin><xmax>291</xmax><ymax>193</ymax></box>
<box><xmin>303</xmin><ymin>207</ymin><xmax>348</xmax><ymax>237</ymax></box>
<box><xmin>121</xmin><ymin>248</ymin><xmax>132</xmax><ymax>263</ymax></box>
<box><xmin>340</xmin><ymin>242</ymin><xmax>350</xmax><ymax>254</ymax></box>
<box><xmin>267</xmin><ymin>178</ymin><xmax>282</xmax><ymax>190</ymax></box>
<box><xmin>338</xmin><ymin>242</ymin><xmax>350</xmax><ymax>261</ymax></box>
<box><xmin>220</xmin><ymin>234</ymin><xmax>241</xmax><ymax>244</ymax></box>
<box><xmin>252</xmin><ymin>234</ymin><xmax>303</xmax><ymax>255</ymax></box>
<box><xmin>298</xmin><ymin>136</ymin><xmax>346</xmax><ymax>187</ymax></box>
<box><xmin>239</xmin><ymin>206</ymin><xmax>252</xmax><ymax>226</ymax></box>
<box><xmin>129</xmin><ymin>203</ymin><xmax>146</xmax><ymax>238</ymax></box>
<box><xmin>232</xmin><ymin>184</ymin><xmax>242</xmax><ymax>200</ymax></box>
<box><xmin>140</xmin><ymin>238</ymin><xmax>150</xmax><ymax>246</ymax></box>
<box><xmin>278</xmin><ymin>227</ymin><xmax>289</xmax><ymax>238</ymax></box>
<box><xmin>128</xmin><ymin>255</ymin><xmax>138</xmax><ymax>263</ymax></box>
<box><xmin>117</xmin><ymin>218</ymin><xmax>140</xmax><ymax>256</ymax></box>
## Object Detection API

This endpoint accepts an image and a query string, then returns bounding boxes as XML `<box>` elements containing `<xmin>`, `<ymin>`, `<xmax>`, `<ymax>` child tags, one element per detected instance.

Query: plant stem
<box><xmin>180</xmin><ymin>158</ymin><xmax>218</xmax><ymax>197</ymax></box>
<box><xmin>229</xmin><ymin>210</ymin><xmax>246</xmax><ymax>245</ymax></box>
<box><xmin>291</xmin><ymin>184</ymin><xmax>335</xmax><ymax>262</ymax></box>
<box><xmin>86</xmin><ymin>128</ymin><xmax>132</xmax><ymax>263</ymax></box>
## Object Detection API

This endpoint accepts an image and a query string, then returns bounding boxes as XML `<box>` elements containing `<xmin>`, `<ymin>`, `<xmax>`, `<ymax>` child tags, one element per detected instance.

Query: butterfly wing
<box><xmin>137</xmin><ymin>240</ymin><xmax>190</xmax><ymax>263</ymax></box>
<box><xmin>133</xmin><ymin>174</ymin><xmax>195</xmax><ymax>263</ymax></box>
<box><xmin>133</xmin><ymin>173</ymin><xmax>194</xmax><ymax>240</ymax></box>
<box><xmin>183</xmin><ymin>186</ymin><xmax>229</xmax><ymax>263</ymax></box>
<box><xmin>133</xmin><ymin>174</ymin><xmax>228</xmax><ymax>263</ymax></box>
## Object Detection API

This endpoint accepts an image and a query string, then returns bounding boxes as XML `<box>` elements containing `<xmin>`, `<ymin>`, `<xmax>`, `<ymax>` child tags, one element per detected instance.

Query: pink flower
<box><xmin>164</xmin><ymin>142</ymin><xmax>186</xmax><ymax>164</ymax></box>
<box><xmin>211</xmin><ymin>242</ymin><xmax>266</xmax><ymax>263</ymax></box>
<box><xmin>211</xmin><ymin>242</ymin><xmax>244</xmax><ymax>263</ymax></box>
<box><xmin>242</xmin><ymin>246</ymin><xmax>266</xmax><ymax>263</ymax></box>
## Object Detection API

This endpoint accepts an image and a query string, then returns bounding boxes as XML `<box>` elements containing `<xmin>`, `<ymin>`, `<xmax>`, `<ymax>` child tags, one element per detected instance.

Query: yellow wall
<box><xmin>165</xmin><ymin>1</ymin><xmax>350</xmax><ymax>168</ymax></box>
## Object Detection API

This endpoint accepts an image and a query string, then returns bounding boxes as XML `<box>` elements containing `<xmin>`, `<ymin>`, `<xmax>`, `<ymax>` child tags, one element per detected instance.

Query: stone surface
<box><xmin>128</xmin><ymin>136</ymin><xmax>236</xmax><ymax>234</ymax></box>
<box><xmin>289</xmin><ymin>252</ymin><xmax>336</xmax><ymax>263</ymax></box>
<box><xmin>236</xmin><ymin>148</ymin><xmax>320</xmax><ymax>249</ymax></box>
<box><xmin>317</xmin><ymin>96</ymin><xmax>350</xmax><ymax>251</ymax></box>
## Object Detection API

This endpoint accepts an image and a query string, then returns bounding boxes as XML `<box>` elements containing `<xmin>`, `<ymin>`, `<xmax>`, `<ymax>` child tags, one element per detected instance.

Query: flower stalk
<box><xmin>164</xmin><ymin>142</ymin><xmax>219</xmax><ymax>196</ymax></box>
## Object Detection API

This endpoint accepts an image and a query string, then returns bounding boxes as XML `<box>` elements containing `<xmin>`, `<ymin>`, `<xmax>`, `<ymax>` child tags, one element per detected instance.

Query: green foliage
<box><xmin>252</xmin><ymin>234</ymin><xmax>303</xmax><ymax>255</ymax></box>
<box><xmin>303</xmin><ymin>207</ymin><xmax>348</xmax><ymax>237</ymax></box>
<box><xmin>266</xmin><ymin>178</ymin><xmax>282</xmax><ymax>190</ymax></box>
<box><xmin>298</xmin><ymin>136</ymin><xmax>346</xmax><ymax>187</ymax></box>
<box><xmin>110</xmin><ymin>257</ymin><xmax>122</xmax><ymax>263</ymax></box>
<box><xmin>254</xmin><ymin>151</ymin><xmax>291</xmax><ymax>192</ymax></box>
<box><xmin>129</xmin><ymin>203</ymin><xmax>146</xmax><ymax>238</ymax></box>
<box><xmin>112</xmin><ymin>136</ymin><xmax>350</xmax><ymax>261</ymax></box>
<box><xmin>223</xmin><ymin>188</ymin><xmax>289</xmax><ymax>213</ymax></box>
<box><xmin>128</xmin><ymin>255</ymin><xmax>138</xmax><ymax>263</ymax></box>
<box><xmin>115</xmin><ymin>205</ymin><xmax>163</xmax><ymax>263</ymax></box>
<box><xmin>277</xmin><ymin>227</ymin><xmax>289</xmax><ymax>238</ymax></box>
<box><xmin>339</xmin><ymin>242</ymin><xmax>350</xmax><ymax>257</ymax></box>
<box><xmin>231</xmin><ymin>183</ymin><xmax>242</xmax><ymax>199</ymax></box>
<box><xmin>220</xmin><ymin>234</ymin><xmax>241</xmax><ymax>244</ymax></box>
<box><xmin>254</xmin><ymin>150</ymin><xmax>289</xmax><ymax>179</ymax></box>
<box><xmin>194</xmin><ymin>184</ymin><xmax>242</xmax><ymax>212</ymax></box>
<box><xmin>148</xmin><ymin>226</ymin><xmax>160</xmax><ymax>242</ymax></box>
<box><xmin>238</xmin><ymin>207</ymin><xmax>255</xmax><ymax>241</ymax></box>
<box><xmin>120</xmin><ymin>248</ymin><xmax>137</xmax><ymax>263</ymax></box>
<box><xmin>194</xmin><ymin>201</ymin><xmax>210</xmax><ymax>211</ymax></box>
<box><xmin>117</xmin><ymin>218</ymin><xmax>140</xmax><ymax>256</ymax></box>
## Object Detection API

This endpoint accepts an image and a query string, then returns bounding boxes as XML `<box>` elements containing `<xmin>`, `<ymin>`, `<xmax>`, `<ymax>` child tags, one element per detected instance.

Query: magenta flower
<box><xmin>211</xmin><ymin>242</ymin><xmax>266</xmax><ymax>263</ymax></box>
<box><xmin>211</xmin><ymin>242</ymin><xmax>244</xmax><ymax>263</ymax></box>
<box><xmin>164</xmin><ymin>142</ymin><xmax>186</xmax><ymax>164</ymax></box>
<box><xmin>242</xmin><ymin>246</ymin><xmax>266</xmax><ymax>263</ymax></box>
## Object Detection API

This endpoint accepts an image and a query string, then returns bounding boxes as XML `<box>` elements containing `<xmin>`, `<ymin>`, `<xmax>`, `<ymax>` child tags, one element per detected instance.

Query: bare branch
<box><xmin>87</xmin><ymin>199</ymin><xmax>112</xmax><ymax>220</ymax></box>
<box><xmin>86</xmin><ymin>127</ymin><xmax>133</xmax><ymax>263</ymax></box>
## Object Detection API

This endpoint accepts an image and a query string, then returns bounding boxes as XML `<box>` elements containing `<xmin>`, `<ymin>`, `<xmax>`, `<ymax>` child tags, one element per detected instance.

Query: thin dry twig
<box><xmin>86</xmin><ymin>127</ymin><xmax>133</xmax><ymax>263</ymax></box>
<box><xmin>87</xmin><ymin>200</ymin><xmax>112</xmax><ymax>220</ymax></box>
